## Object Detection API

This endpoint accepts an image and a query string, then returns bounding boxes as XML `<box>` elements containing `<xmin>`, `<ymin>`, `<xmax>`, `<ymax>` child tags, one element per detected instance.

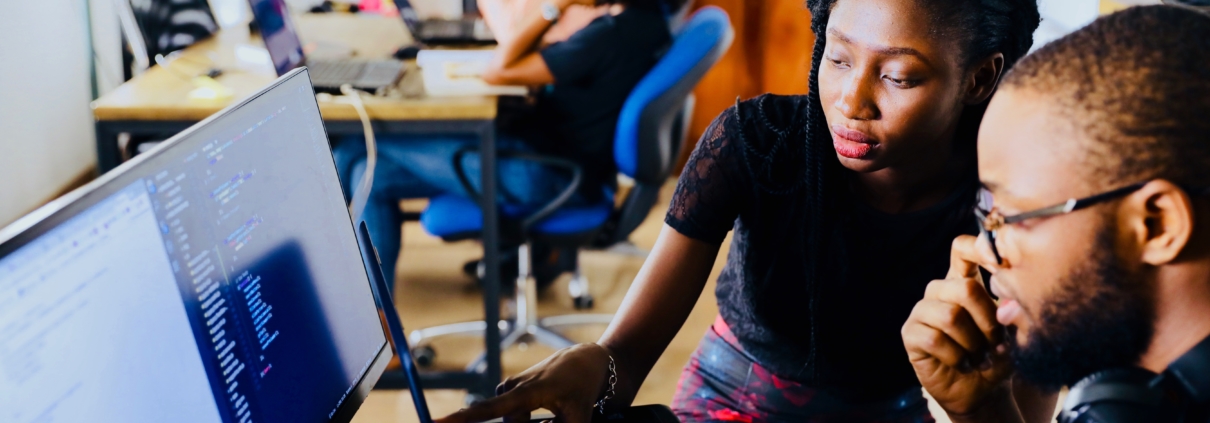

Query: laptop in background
<box><xmin>249</xmin><ymin>0</ymin><xmax>404</xmax><ymax>92</ymax></box>
<box><xmin>397</xmin><ymin>0</ymin><xmax>495</xmax><ymax>45</ymax></box>
<box><xmin>0</xmin><ymin>70</ymin><xmax>389</xmax><ymax>423</ymax></box>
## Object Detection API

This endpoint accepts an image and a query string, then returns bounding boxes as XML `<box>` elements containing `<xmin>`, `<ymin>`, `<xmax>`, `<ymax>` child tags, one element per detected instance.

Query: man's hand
<box><xmin>902</xmin><ymin>235</ymin><xmax>1021</xmax><ymax>422</ymax></box>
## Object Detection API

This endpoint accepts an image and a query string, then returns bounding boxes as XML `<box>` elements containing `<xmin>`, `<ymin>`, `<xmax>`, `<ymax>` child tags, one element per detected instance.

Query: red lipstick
<box><xmin>831</xmin><ymin>124</ymin><xmax>876</xmax><ymax>159</ymax></box>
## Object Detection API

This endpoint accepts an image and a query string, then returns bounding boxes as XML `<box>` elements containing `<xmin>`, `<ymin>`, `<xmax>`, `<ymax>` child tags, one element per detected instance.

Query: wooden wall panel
<box><xmin>758</xmin><ymin>0</ymin><xmax>813</xmax><ymax>95</ymax></box>
<box><xmin>676</xmin><ymin>0</ymin><xmax>814</xmax><ymax>170</ymax></box>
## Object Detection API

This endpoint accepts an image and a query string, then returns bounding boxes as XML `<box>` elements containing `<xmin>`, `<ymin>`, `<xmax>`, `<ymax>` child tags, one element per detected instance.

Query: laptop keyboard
<box><xmin>360</xmin><ymin>61</ymin><xmax>406</xmax><ymax>83</ymax></box>
<box><xmin>311</xmin><ymin>61</ymin><xmax>366</xmax><ymax>83</ymax></box>
<box><xmin>421</xmin><ymin>20</ymin><xmax>474</xmax><ymax>38</ymax></box>
<box><xmin>309</xmin><ymin>60</ymin><xmax>403</xmax><ymax>90</ymax></box>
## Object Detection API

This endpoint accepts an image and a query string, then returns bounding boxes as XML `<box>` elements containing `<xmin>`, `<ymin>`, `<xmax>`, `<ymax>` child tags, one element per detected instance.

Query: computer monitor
<box><xmin>0</xmin><ymin>69</ymin><xmax>391</xmax><ymax>423</ymax></box>
<box><xmin>249</xmin><ymin>0</ymin><xmax>305</xmax><ymax>76</ymax></box>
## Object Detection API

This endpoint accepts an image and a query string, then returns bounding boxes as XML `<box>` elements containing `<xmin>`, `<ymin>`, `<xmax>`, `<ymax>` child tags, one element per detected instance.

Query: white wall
<box><xmin>1031</xmin><ymin>0</ymin><xmax>1165</xmax><ymax>52</ymax></box>
<box><xmin>1033</xmin><ymin>0</ymin><xmax>1100</xmax><ymax>52</ymax></box>
<box><xmin>0</xmin><ymin>0</ymin><xmax>101</xmax><ymax>227</ymax></box>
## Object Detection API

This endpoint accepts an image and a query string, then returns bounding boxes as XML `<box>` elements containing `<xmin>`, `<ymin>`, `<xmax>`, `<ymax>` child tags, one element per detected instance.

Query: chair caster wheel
<box><xmin>465</xmin><ymin>392</ymin><xmax>488</xmax><ymax>407</ymax></box>
<box><xmin>573</xmin><ymin>295</ymin><xmax>594</xmax><ymax>310</ymax></box>
<box><xmin>413</xmin><ymin>345</ymin><xmax>436</xmax><ymax>368</ymax></box>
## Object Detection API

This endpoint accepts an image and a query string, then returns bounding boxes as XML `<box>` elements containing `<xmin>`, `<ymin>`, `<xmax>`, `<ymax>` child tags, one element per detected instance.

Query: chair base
<box><xmin>408</xmin><ymin>244</ymin><xmax>613</xmax><ymax>372</ymax></box>
<box><xmin>407</xmin><ymin>314</ymin><xmax>614</xmax><ymax>372</ymax></box>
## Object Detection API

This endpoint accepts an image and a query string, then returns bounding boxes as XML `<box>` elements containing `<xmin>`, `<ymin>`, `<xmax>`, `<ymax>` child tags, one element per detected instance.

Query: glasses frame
<box><xmin>974</xmin><ymin>182</ymin><xmax>1148</xmax><ymax>264</ymax></box>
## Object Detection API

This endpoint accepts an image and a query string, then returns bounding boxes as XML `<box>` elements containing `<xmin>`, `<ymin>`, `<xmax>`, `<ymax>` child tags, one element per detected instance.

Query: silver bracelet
<box><xmin>595</xmin><ymin>354</ymin><xmax>617</xmax><ymax>415</ymax></box>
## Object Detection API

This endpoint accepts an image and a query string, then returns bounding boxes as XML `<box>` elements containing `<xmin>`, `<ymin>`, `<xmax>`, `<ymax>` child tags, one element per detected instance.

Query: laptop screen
<box><xmin>249</xmin><ymin>0</ymin><xmax>305</xmax><ymax>76</ymax></box>
<box><xmin>0</xmin><ymin>71</ymin><xmax>387</xmax><ymax>423</ymax></box>
<box><xmin>393</xmin><ymin>0</ymin><xmax>423</xmax><ymax>32</ymax></box>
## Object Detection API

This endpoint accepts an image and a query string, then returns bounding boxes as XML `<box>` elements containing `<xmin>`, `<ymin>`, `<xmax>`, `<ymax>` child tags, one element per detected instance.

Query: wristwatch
<box><xmin>540</xmin><ymin>1</ymin><xmax>561</xmax><ymax>22</ymax></box>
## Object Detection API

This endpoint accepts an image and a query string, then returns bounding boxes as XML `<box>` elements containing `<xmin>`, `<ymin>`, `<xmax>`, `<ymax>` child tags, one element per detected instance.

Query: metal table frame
<box><xmin>95</xmin><ymin>118</ymin><xmax>505</xmax><ymax>398</ymax></box>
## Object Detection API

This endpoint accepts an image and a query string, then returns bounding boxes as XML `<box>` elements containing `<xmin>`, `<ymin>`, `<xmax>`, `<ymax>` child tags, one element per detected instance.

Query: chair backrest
<box><xmin>600</xmin><ymin>6</ymin><xmax>732</xmax><ymax>245</ymax></box>
<box><xmin>614</xmin><ymin>5</ymin><xmax>732</xmax><ymax>183</ymax></box>
<box><xmin>664</xmin><ymin>0</ymin><xmax>695</xmax><ymax>34</ymax></box>
<box><xmin>118</xmin><ymin>0</ymin><xmax>219</xmax><ymax>73</ymax></box>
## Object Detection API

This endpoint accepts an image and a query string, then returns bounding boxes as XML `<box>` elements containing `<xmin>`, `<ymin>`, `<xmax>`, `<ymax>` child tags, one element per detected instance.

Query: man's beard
<box><xmin>1006</xmin><ymin>229</ymin><xmax>1156</xmax><ymax>390</ymax></box>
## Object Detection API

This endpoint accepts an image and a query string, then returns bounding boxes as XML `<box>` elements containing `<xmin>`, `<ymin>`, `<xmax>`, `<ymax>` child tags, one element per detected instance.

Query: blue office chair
<box><xmin>409</xmin><ymin>7</ymin><xmax>734</xmax><ymax>370</ymax></box>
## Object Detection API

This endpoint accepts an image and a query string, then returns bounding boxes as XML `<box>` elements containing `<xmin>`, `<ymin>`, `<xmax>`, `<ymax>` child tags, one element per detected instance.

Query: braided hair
<box><xmin>795</xmin><ymin>0</ymin><xmax>1041</xmax><ymax>380</ymax></box>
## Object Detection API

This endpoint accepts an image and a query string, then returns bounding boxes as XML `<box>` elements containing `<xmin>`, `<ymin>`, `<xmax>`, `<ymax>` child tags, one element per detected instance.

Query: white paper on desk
<box><xmin>416</xmin><ymin>50</ymin><xmax>497</xmax><ymax>68</ymax></box>
<box><xmin>416</xmin><ymin>50</ymin><xmax>529</xmax><ymax>97</ymax></box>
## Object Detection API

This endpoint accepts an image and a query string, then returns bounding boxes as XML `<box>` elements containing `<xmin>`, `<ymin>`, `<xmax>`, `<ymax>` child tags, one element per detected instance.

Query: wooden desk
<box><xmin>91</xmin><ymin>17</ymin><xmax>496</xmax><ymax>121</ymax></box>
<box><xmin>91</xmin><ymin>13</ymin><xmax>505</xmax><ymax>399</ymax></box>
<box><xmin>92</xmin><ymin>13</ymin><xmax>498</xmax><ymax>167</ymax></box>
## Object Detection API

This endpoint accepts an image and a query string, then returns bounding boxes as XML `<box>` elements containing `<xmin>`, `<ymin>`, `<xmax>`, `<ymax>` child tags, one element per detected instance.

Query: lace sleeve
<box><xmin>665</xmin><ymin>108</ymin><xmax>751</xmax><ymax>244</ymax></box>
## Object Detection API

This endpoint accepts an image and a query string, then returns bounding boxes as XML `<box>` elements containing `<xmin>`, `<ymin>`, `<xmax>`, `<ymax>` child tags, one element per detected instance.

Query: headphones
<box><xmin>1059</xmin><ymin>367</ymin><xmax>1180</xmax><ymax>423</ymax></box>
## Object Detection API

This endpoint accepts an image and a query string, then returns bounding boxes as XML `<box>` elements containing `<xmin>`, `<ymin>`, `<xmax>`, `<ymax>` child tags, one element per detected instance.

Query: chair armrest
<box><xmin>451</xmin><ymin>146</ymin><xmax>584</xmax><ymax>231</ymax></box>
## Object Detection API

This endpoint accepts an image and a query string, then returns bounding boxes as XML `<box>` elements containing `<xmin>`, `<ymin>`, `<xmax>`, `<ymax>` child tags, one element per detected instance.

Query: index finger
<box><xmin>946</xmin><ymin>234</ymin><xmax>998</xmax><ymax>279</ymax></box>
<box><xmin>436</xmin><ymin>392</ymin><xmax>535</xmax><ymax>423</ymax></box>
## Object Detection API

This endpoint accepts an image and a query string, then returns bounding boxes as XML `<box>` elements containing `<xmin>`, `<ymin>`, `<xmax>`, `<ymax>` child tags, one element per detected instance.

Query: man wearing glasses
<box><xmin>901</xmin><ymin>5</ymin><xmax>1210</xmax><ymax>422</ymax></box>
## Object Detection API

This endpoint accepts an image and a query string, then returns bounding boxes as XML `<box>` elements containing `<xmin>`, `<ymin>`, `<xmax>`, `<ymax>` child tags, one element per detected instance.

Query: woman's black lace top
<box><xmin>666</xmin><ymin>94</ymin><xmax>979</xmax><ymax>401</ymax></box>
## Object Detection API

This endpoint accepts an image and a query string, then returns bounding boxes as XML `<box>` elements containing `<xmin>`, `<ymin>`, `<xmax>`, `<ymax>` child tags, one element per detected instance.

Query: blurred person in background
<box><xmin>334</xmin><ymin>0</ymin><xmax>670</xmax><ymax>288</ymax></box>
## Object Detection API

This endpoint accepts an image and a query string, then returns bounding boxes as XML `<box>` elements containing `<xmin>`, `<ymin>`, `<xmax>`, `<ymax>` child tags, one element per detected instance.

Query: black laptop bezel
<box><xmin>0</xmin><ymin>68</ymin><xmax>393</xmax><ymax>423</ymax></box>
<box><xmin>394</xmin><ymin>0</ymin><xmax>496</xmax><ymax>45</ymax></box>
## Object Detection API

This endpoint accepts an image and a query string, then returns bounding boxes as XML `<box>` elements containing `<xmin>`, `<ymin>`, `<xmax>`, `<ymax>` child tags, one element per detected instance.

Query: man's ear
<box><xmin>964</xmin><ymin>53</ymin><xmax>1005</xmax><ymax>105</ymax></box>
<box><xmin>1125</xmin><ymin>180</ymin><xmax>1196</xmax><ymax>265</ymax></box>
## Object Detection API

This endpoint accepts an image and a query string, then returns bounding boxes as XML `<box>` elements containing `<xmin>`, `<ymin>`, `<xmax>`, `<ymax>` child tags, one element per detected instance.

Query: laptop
<box><xmin>0</xmin><ymin>69</ymin><xmax>676</xmax><ymax>423</ymax></box>
<box><xmin>0</xmin><ymin>70</ymin><xmax>389</xmax><ymax>423</ymax></box>
<box><xmin>397</xmin><ymin>0</ymin><xmax>495</xmax><ymax>45</ymax></box>
<box><xmin>249</xmin><ymin>0</ymin><xmax>404</xmax><ymax>92</ymax></box>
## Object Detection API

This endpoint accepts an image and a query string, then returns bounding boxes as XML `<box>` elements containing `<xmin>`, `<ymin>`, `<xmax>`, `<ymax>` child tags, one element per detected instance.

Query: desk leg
<box><xmin>478</xmin><ymin>121</ymin><xmax>503</xmax><ymax>398</ymax></box>
<box><xmin>95</xmin><ymin>122</ymin><xmax>122</xmax><ymax>174</ymax></box>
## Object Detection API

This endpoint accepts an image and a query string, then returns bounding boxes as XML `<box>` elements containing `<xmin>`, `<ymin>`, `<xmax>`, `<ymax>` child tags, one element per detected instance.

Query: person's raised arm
<box><xmin>478</xmin><ymin>0</ymin><xmax>604</xmax><ymax>47</ymax></box>
<box><xmin>436</xmin><ymin>228</ymin><xmax>719</xmax><ymax>423</ymax></box>
<box><xmin>481</xmin><ymin>0</ymin><xmax>593</xmax><ymax>86</ymax></box>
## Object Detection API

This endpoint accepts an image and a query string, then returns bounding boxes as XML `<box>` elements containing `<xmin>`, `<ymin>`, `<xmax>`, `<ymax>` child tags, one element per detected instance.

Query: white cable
<box><xmin>154</xmin><ymin>54</ymin><xmax>198</xmax><ymax>80</ymax></box>
<box><xmin>335</xmin><ymin>84</ymin><xmax>378</xmax><ymax>223</ymax></box>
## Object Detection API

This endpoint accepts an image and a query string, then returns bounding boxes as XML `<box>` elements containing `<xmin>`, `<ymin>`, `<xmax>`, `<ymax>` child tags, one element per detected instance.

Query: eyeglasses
<box><xmin>973</xmin><ymin>182</ymin><xmax>1148</xmax><ymax>264</ymax></box>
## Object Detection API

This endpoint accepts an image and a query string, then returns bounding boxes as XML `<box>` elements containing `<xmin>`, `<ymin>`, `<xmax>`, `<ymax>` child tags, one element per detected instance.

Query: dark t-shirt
<box><xmin>665</xmin><ymin>94</ymin><xmax>979</xmax><ymax>401</ymax></box>
<box><xmin>518</xmin><ymin>6</ymin><xmax>670</xmax><ymax>190</ymax></box>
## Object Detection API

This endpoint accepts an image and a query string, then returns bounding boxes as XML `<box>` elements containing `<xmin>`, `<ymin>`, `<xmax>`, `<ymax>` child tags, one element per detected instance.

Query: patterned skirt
<box><xmin>671</xmin><ymin>316</ymin><xmax>935</xmax><ymax>423</ymax></box>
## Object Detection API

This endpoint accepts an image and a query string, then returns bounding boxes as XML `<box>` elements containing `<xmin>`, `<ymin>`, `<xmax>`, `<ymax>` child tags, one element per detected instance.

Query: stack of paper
<box><xmin>416</xmin><ymin>50</ymin><xmax>528</xmax><ymax>97</ymax></box>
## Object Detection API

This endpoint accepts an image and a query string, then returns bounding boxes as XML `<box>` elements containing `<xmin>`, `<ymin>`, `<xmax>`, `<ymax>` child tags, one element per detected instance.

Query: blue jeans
<box><xmin>333</xmin><ymin>134</ymin><xmax>578</xmax><ymax>286</ymax></box>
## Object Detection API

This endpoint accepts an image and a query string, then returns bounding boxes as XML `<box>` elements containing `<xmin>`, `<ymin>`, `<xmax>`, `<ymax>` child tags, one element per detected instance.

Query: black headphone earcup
<box><xmin>1060</xmin><ymin>367</ymin><xmax>1168</xmax><ymax>423</ymax></box>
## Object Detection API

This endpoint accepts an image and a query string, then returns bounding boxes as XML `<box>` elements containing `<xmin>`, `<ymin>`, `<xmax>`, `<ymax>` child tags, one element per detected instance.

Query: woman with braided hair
<box><xmin>439</xmin><ymin>0</ymin><xmax>1050</xmax><ymax>422</ymax></box>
